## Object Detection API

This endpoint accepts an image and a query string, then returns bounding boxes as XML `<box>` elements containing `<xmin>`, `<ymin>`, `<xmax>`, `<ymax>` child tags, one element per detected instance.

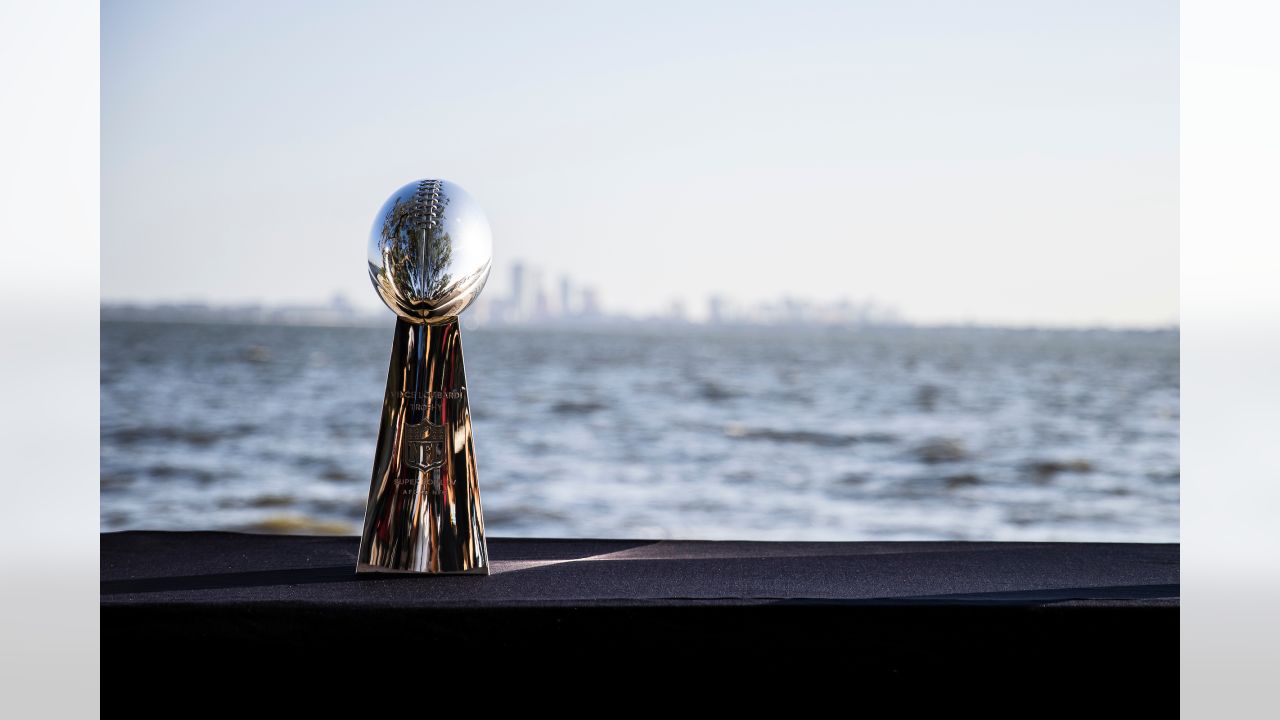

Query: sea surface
<box><xmin>101</xmin><ymin>320</ymin><xmax>1179</xmax><ymax>542</ymax></box>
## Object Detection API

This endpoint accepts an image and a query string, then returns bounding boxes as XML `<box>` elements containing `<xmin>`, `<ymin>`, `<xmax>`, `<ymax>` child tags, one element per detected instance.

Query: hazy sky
<box><xmin>103</xmin><ymin>0</ymin><xmax>1177</xmax><ymax>326</ymax></box>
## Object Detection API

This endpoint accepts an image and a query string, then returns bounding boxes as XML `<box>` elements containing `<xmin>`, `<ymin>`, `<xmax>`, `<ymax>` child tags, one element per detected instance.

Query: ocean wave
<box><xmin>724</xmin><ymin>424</ymin><xmax>897</xmax><ymax>447</ymax></box>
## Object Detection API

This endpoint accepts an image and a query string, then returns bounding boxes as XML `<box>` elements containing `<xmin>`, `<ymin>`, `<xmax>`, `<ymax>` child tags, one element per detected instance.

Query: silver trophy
<box><xmin>358</xmin><ymin>179</ymin><xmax>492</xmax><ymax>574</ymax></box>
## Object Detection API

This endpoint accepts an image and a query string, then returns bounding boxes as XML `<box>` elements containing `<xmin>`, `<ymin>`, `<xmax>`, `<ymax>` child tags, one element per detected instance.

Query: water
<box><xmin>101</xmin><ymin>320</ymin><xmax>1179</xmax><ymax>542</ymax></box>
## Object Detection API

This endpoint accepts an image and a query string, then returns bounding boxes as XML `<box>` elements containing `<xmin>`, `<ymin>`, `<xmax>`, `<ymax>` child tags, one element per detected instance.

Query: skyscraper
<box><xmin>509</xmin><ymin>262</ymin><xmax>525</xmax><ymax>320</ymax></box>
<box><xmin>708</xmin><ymin>295</ymin><xmax>725</xmax><ymax>324</ymax></box>
<box><xmin>559</xmin><ymin>275</ymin><xmax>572</xmax><ymax>318</ymax></box>
<box><xmin>581</xmin><ymin>287</ymin><xmax>600</xmax><ymax>319</ymax></box>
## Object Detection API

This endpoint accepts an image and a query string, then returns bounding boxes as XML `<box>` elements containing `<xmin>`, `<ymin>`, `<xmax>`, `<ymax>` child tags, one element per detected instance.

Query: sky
<box><xmin>102</xmin><ymin>0</ymin><xmax>1177</xmax><ymax>326</ymax></box>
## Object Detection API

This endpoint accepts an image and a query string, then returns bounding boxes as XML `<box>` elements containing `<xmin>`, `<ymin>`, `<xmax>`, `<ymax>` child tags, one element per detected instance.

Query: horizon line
<box><xmin>100</xmin><ymin>298</ymin><xmax>1179</xmax><ymax>332</ymax></box>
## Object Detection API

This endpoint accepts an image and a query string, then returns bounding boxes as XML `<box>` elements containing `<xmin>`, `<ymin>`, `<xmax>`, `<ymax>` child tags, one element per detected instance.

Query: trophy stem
<box><xmin>357</xmin><ymin>318</ymin><xmax>489</xmax><ymax>574</ymax></box>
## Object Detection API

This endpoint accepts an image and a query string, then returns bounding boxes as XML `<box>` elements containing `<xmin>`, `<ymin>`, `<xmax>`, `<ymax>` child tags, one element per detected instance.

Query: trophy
<box><xmin>358</xmin><ymin>179</ymin><xmax>492</xmax><ymax>574</ymax></box>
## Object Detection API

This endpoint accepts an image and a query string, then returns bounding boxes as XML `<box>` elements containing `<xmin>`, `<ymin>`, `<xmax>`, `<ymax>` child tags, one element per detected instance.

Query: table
<box><xmin>101</xmin><ymin>531</ymin><xmax>1178</xmax><ymax>690</ymax></box>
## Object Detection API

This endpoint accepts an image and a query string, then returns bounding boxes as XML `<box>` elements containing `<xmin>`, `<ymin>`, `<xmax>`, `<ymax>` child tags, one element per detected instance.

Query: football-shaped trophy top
<box><xmin>367</xmin><ymin>179</ymin><xmax>492</xmax><ymax>323</ymax></box>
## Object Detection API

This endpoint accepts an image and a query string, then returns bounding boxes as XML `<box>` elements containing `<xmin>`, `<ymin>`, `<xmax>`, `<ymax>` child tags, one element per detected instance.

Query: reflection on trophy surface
<box><xmin>357</xmin><ymin>179</ymin><xmax>492</xmax><ymax>574</ymax></box>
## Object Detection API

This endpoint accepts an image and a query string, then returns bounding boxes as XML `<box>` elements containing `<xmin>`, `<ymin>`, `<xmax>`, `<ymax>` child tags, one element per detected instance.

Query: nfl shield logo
<box><xmin>403</xmin><ymin>418</ymin><xmax>446</xmax><ymax>472</ymax></box>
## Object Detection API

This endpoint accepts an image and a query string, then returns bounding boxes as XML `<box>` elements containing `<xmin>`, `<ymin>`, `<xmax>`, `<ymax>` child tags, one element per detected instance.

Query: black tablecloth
<box><xmin>103</xmin><ymin>531</ymin><xmax>1177</xmax><ymax>607</ymax></box>
<box><xmin>101</xmin><ymin>532</ymin><xmax>1178</xmax><ymax>690</ymax></box>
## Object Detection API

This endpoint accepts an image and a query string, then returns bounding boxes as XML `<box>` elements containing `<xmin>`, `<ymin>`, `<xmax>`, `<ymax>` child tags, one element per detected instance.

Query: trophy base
<box><xmin>355</xmin><ymin>562</ymin><xmax>490</xmax><ymax>576</ymax></box>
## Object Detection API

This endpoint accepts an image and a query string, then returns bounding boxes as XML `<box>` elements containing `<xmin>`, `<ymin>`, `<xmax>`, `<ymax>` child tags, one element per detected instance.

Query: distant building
<box><xmin>329</xmin><ymin>292</ymin><xmax>354</xmax><ymax>314</ymax></box>
<box><xmin>509</xmin><ymin>262</ymin><xmax>525</xmax><ymax>320</ymax></box>
<box><xmin>534</xmin><ymin>287</ymin><xmax>550</xmax><ymax>320</ymax></box>
<box><xmin>559</xmin><ymin>276</ymin><xmax>573</xmax><ymax>317</ymax></box>
<box><xmin>707</xmin><ymin>295</ymin><xmax>725</xmax><ymax>324</ymax></box>
<box><xmin>580</xmin><ymin>287</ymin><xmax>601</xmax><ymax>318</ymax></box>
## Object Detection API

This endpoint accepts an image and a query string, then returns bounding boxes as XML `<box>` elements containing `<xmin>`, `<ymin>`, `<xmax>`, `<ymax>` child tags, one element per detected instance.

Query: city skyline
<box><xmin>458</xmin><ymin>259</ymin><xmax>908</xmax><ymax>326</ymax></box>
<box><xmin>99</xmin><ymin>253</ymin><xmax>915</xmax><ymax>327</ymax></box>
<box><xmin>98</xmin><ymin>251</ymin><xmax>1170</xmax><ymax>328</ymax></box>
<box><xmin>106</xmin><ymin>255</ymin><xmax>1184</xmax><ymax>330</ymax></box>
